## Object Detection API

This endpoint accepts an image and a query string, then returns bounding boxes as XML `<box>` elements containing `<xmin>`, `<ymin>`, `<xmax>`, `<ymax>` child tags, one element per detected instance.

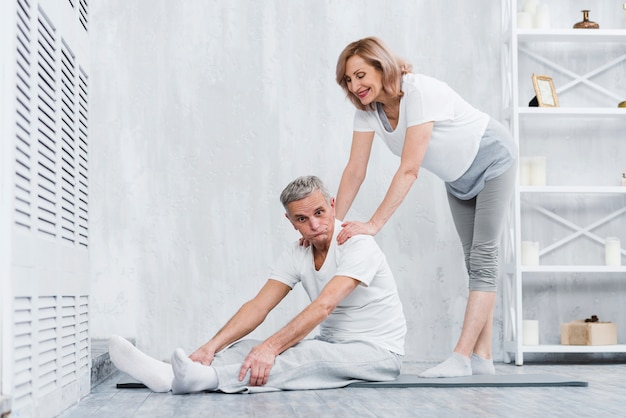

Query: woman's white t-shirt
<box><xmin>353</xmin><ymin>73</ymin><xmax>490</xmax><ymax>182</ymax></box>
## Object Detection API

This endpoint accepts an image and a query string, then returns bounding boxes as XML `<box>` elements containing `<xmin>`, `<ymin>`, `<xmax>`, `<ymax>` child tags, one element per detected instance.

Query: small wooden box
<box><xmin>561</xmin><ymin>320</ymin><xmax>617</xmax><ymax>345</ymax></box>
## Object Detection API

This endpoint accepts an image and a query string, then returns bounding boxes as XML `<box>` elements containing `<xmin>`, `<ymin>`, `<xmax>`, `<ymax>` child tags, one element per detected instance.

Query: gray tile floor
<box><xmin>58</xmin><ymin>362</ymin><xmax>626</xmax><ymax>417</ymax></box>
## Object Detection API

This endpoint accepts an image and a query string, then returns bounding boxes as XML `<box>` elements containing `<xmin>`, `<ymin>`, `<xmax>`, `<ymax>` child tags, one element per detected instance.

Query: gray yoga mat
<box><xmin>347</xmin><ymin>374</ymin><xmax>588</xmax><ymax>388</ymax></box>
<box><xmin>116</xmin><ymin>373</ymin><xmax>587</xmax><ymax>389</ymax></box>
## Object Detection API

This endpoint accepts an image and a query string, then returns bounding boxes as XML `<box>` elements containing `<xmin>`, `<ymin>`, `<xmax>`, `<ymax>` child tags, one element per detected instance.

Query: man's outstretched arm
<box><xmin>239</xmin><ymin>275</ymin><xmax>360</xmax><ymax>386</ymax></box>
<box><xmin>189</xmin><ymin>279</ymin><xmax>291</xmax><ymax>365</ymax></box>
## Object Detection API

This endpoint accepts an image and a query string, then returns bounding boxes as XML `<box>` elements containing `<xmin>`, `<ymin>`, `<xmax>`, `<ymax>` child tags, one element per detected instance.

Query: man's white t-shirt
<box><xmin>270</xmin><ymin>220</ymin><xmax>406</xmax><ymax>355</ymax></box>
<box><xmin>353</xmin><ymin>73</ymin><xmax>490</xmax><ymax>182</ymax></box>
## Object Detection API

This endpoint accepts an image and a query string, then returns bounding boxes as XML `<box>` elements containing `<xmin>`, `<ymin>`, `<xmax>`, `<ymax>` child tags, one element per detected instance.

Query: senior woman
<box><xmin>333</xmin><ymin>36</ymin><xmax>517</xmax><ymax>378</ymax></box>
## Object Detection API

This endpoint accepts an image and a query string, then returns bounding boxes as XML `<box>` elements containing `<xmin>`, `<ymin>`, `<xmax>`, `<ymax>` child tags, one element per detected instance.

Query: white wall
<box><xmin>88</xmin><ymin>0</ymin><xmax>506</xmax><ymax>362</ymax></box>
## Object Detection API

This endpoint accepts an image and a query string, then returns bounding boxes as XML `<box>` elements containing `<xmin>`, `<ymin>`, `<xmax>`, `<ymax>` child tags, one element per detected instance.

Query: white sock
<box><xmin>471</xmin><ymin>353</ymin><xmax>495</xmax><ymax>375</ymax></box>
<box><xmin>108</xmin><ymin>335</ymin><xmax>173</xmax><ymax>392</ymax></box>
<box><xmin>419</xmin><ymin>353</ymin><xmax>472</xmax><ymax>378</ymax></box>
<box><xmin>171</xmin><ymin>348</ymin><xmax>218</xmax><ymax>394</ymax></box>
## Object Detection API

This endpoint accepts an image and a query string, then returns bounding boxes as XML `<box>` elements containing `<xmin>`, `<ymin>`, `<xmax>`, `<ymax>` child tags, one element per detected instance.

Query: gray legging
<box><xmin>447</xmin><ymin>163</ymin><xmax>516</xmax><ymax>292</ymax></box>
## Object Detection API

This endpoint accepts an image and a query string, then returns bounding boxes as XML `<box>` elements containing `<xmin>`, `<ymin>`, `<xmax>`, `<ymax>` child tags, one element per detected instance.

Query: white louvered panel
<box><xmin>12</xmin><ymin>297</ymin><xmax>34</xmax><ymax>410</ymax></box>
<box><xmin>15</xmin><ymin>0</ymin><xmax>34</xmax><ymax>230</ymax></box>
<box><xmin>60</xmin><ymin>296</ymin><xmax>77</xmax><ymax>386</ymax></box>
<box><xmin>37</xmin><ymin>296</ymin><xmax>59</xmax><ymax>395</ymax></box>
<box><xmin>78</xmin><ymin>0</ymin><xmax>88</xmax><ymax>32</ymax></box>
<box><xmin>77</xmin><ymin>296</ymin><xmax>89</xmax><ymax>372</ymax></box>
<box><xmin>66</xmin><ymin>0</ymin><xmax>88</xmax><ymax>32</ymax></box>
<box><xmin>15</xmin><ymin>143</ymin><xmax>33</xmax><ymax>231</ymax></box>
<box><xmin>35</xmin><ymin>168</ymin><xmax>57</xmax><ymax>238</ymax></box>
<box><xmin>37</xmin><ymin>298</ymin><xmax>58</xmax><ymax>395</ymax></box>
<box><xmin>8</xmin><ymin>1</ymin><xmax>91</xmax><ymax>416</ymax></box>
<box><xmin>59</xmin><ymin>41</ymin><xmax>77</xmax><ymax>244</ymax></box>
<box><xmin>12</xmin><ymin>294</ymin><xmax>91</xmax><ymax>411</ymax></box>
<box><xmin>35</xmin><ymin>9</ymin><xmax>59</xmax><ymax>239</ymax></box>
<box><xmin>77</xmin><ymin>68</ymin><xmax>89</xmax><ymax>248</ymax></box>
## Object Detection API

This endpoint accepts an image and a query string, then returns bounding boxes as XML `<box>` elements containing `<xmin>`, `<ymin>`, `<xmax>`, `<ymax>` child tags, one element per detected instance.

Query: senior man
<box><xmin>109</xmin><ymin>175</ymin><xmax>406</xmax><ymax>393</ymax></box>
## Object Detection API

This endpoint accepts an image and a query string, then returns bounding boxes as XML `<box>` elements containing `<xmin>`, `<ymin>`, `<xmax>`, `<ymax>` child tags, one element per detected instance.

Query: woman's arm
<box><xmin>335</xmin><ymin>131</ymin><xmax>375</xmax><ymax>221</ymax></box>
<box><xmin>337</xmin><ymin>122</ymin><xmax>433</xmax><ymax>245</ymax></box>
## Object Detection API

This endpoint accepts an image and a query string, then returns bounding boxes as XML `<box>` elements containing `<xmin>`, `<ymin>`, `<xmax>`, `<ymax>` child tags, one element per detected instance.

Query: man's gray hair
<box><xmin>280</xmin><ymin>175</ymin><xmax>332</xmax><ymax>209</ymax></box>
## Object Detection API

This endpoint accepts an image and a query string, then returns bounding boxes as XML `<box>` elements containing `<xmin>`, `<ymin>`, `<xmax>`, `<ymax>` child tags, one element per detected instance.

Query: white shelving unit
<box><xmin>502</xmin><ymin>0</ymin><xmax>626</xmax><ymax>365</ymax></box>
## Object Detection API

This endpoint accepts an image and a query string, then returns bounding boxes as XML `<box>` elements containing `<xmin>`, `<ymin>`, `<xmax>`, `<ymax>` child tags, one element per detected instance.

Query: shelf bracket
<box><xmin>524</xmin><ymin>201</ymin><xmax>626</xmax><ymax>257</ymax></box>
<box><xmin>519</xmin><ymin>47</ymin><xmax>626</xmax><ymax>103</ymax></box>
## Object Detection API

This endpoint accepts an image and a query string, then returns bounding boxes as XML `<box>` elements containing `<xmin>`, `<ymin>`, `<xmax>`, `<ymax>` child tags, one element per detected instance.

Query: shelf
<box><xmin>521</xmin><ymin>265</ymin><xmax>626</xmax><ymax>273</ymax></box>
<box><xmin>502</xmin><ymin>0</ymin><xmax>626</xmax><ymax>366</ymax></box>
<box><xmin>518</xmin><ymin>108</ymin><xmax>626</xmax><ymax>117</ymax></box>
<box><xmin>504</xmin><ymin>343</ymin><xmax>626</xmax><ymax>354</ymax></box>
<box><xmin>519</xmin><ymin>186</ymin><xmax>626</xmax><ymax>194</ymax></box>
<box><xmin>516</xmin><ymin>29</ymin><xmax>626</xmax><ymax>42</ymax></box>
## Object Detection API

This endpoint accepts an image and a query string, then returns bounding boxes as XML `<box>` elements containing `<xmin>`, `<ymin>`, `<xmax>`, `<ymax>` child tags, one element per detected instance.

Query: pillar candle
<box><xmin>517</xmin><ymin>12</ymin><xmax>533</xmax><ymax>29</ymax></box>
<box><xmin>519</xmin><ymin>157</ymin><xmax>531</xmax><ymax>186</ymax></box>
<box><xmin>605</xmin><ymin>237</ymin><xmax>622</xmax><ymax>266</ymax></box>
<box><xmin>522</xmin><ymin>320</ymin><xmax>539</xmax><ymax>345</ymax></box>
<box><xmin>523</xmin><ymin>0</ymin><xmax>539</xmax><ymax>14</ymax></box>
<box><xmin>534</xmin><ymin>4</ymin><xmax>551</xmax><ymax>28</ymax></box>
<box><xmin>521</xmin><ymin>241</ymin><xmax>540</xmax><ymax>265</ymax></box>
<box><xmin>529</xmin><ymin>156</ymin><xmax>546</xmax><ymax>186</ymax></box>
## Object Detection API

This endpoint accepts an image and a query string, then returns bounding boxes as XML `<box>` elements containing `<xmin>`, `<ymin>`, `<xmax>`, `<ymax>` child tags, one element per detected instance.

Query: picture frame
<box><xmin>531</xmin><ymin>74</ymin><xmax>559</xmax><ymax>107</ymax></box>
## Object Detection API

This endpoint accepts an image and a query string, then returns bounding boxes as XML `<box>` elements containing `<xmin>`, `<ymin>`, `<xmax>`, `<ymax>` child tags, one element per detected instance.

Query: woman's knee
<box><xmin>468</xmin><ymin>242</ymin><xmax>499</xmax><ymax>291</ymax></box>
<box><xmin>469</xmin><ymin>276</ymin><xmax>498</xmax><ymax>292</ymax></box>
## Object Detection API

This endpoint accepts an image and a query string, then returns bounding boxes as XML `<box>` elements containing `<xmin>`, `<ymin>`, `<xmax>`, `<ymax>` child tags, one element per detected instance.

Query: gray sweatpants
<box><xmin>447</xmin><ymin>163</ymin><xmax>517</xmax><ymax>292</ymax></box>
<box><xmin>212</xmin><ymin>338</ymin><xmax>402</xmax><ymax>393</ymax></box>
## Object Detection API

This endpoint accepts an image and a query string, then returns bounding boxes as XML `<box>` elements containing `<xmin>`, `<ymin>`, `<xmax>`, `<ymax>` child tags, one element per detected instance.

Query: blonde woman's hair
<box><xmin>335</xmin><ymin>37</ymin><xmax>412</xmax><ymax>111</ymax></box>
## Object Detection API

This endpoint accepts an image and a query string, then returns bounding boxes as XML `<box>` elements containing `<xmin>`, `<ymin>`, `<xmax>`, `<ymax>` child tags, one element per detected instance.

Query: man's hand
<box><xmin>337</xmin><ymin>220</ymin><xmax>377</xmax><ymax>245</ymax></box>
<box><xmin>189</xmin><ymin>344</ymin><xmax>216</xmax><ymax>366</ymax></box>
<box><xmin>238</xmin><ymin>343</ymin><xmax>277</xmax><ymax>386</ymax></box>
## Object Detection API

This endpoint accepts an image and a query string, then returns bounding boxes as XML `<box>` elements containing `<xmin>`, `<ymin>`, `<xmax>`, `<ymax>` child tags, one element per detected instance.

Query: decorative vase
<box><xmin>573</xmin><ymin>10</ymin><xmax>599</xmax><ymax>29</ymax></box>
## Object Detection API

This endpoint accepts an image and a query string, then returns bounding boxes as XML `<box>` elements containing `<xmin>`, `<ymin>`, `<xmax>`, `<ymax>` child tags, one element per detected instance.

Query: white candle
<box><xmin>534</xmin><ymin>4</ymin><xmax>551</xmax><ymax>28</ymax></box>
<box><xmin>605</xmin><ymin>237</ymin><xmax>622</xmax><ymax>266</ymax></box>
<box><xmin>521</xmin><ymin>241</ymin><xmax>540</xmax><ymax>265</ymax></box>
<box><xmin>529</xmin><ymin>156</ymin><xmax>546</xmax><ymax>186</ymax></box>
<box><xmin>517</xmin><ymin>12</ymin><xmax>533</xmax><ymax>29</ymax></box>
<box><xmin>522</xmin><ymin>320</ymin><xmax>539</xmax><ymax>345</ymax></box>
<box><xmin>519</xmin><ymin>157</ymin><xmax>531</xmax><ymax>186</ymax></box>
<box><xmin>523</xmin><ymin>0</ymin><xmax>538</xmax><ymax>14</ymax></box>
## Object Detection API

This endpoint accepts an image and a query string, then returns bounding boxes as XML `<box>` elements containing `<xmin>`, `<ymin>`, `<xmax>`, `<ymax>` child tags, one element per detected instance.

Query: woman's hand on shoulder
<box><xmin>337</xmin><ymin>220</ymin><xmax>378</xmax><ymax>245</ymax></box>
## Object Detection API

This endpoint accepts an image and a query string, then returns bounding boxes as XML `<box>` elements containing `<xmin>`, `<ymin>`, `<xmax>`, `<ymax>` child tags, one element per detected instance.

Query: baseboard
<box><xmin>1</xmin><ymin>395</ymin><xmax>11</xmax><ymax>418</ymax></box>
<box><xmin>91</xmin><ymin>338</ymin><xmax>115</xmax><ymax>387</ymax></box>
